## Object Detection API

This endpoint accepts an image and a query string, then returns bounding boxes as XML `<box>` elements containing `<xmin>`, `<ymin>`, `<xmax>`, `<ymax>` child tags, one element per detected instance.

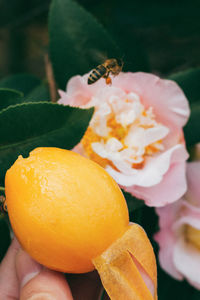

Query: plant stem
<box><xmin>0</xmin><ymin>186</ymin><xmax>5</xmax><ymax>192</ymax></box>
<box><xmin>44</xmin><ymin>53</ymin><xmax>58</xmax><ymax>103</ymax></box>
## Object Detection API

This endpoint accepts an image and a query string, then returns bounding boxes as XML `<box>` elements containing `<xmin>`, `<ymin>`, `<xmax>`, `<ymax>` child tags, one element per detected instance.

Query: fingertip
<box><xmin>15</xmin><ymin>249</ymin><xmax>42</xmax><ymax>288</ymax></box>
<box><xmin>2</xmin><ymin>240</ymin><xmax>73</xmax><ymax>300</ymax></box>
<box><xmin>20</xmin><ymin>269</ymin><xmax>73</xmax><ymax>300</ymax></box>
<box><xmin>0</xmin><ymin>237</ymin><xmax>21</xmax><ymax>299</ymax></box>
<box><xmin>15</xmin><ymin>251</ymin><xmax>73</xmax><ymax>300</ymax></box>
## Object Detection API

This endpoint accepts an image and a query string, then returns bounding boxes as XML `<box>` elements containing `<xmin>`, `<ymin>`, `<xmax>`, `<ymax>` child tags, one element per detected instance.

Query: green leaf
<box><xmin>49</xmin><ymin>0</ymin><xmax>121</xmax><ymax>89</ymax></box>
<box><xmin>0</xmin><ymin>88</ymin><xmax>23</xmax><ymax>111</ymax></box>
<box><xmin>25</xmin><ymin>84</ymin><xmax>50</xmax><ymax>102</ymax></box>
<box><xmin>0</xmin><ymin>217</ymin><xmax>11</xmax><ymax>262</ymax></box>
<box><xmin>0</xmin><ymin>102</ymin><xmax>94</xmax><ymax>183</ymax></box>
<box><xmin>0</xmin><ymin>74</ymin><xmax>50</xmax><ymax>103</ymax></box>
<box><xmin>169</xmin><ymin>68</ymin><xmax>200</xmax><ymax>104</ymax></box>
<box><xmin>0</xmin><ymin>74</ymin><xmax>41</xmax><ymax>96</ymax></box>
<box><xmin>184</xmin><ymin>103</ymin><xmax>200</xmax><ymax>147</ymax></box>
<box><xmin>123</xmin><ymin>191</ymin><xmax>144</xmax><ymax>214</ymax></box>
<box><xmin>111</xmin><ymin>28</ymin><xmax>150</xmax><ymax>73</ymax></box>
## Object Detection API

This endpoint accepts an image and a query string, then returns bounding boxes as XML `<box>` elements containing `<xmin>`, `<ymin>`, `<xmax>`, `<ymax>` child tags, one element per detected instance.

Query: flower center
<box><xmin>81</xmin><ymin>91</ymin><xmax>169</xmax><ymax>171</ymax></box>
<box><xmin>185</xmin><ymin>225</ymin><xmax>200</xmax><ymax>250</ymax></box>
<box><xmin>81</xmin><ymin>127</ymin><xmax>110</xmax><ymax>168</ymax></box>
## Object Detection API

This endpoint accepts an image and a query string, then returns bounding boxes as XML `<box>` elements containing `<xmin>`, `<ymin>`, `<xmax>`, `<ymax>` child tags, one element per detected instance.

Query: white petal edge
<box><xmin>173</xmin><ymin>236</ymin><xmax>200</xmax><ymax>289</ymax></box>
<box><xmin>106</xmin><ymin>144</ymin><xmax>188</xmax><ymax>187</ymax></box>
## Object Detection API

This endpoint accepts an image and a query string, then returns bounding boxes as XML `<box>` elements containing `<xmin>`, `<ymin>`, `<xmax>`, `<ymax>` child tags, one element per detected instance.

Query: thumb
<box><xmin>16</xmin><ymin>249</ymin><xmax>73</xmax><ymax>300</ymax></box>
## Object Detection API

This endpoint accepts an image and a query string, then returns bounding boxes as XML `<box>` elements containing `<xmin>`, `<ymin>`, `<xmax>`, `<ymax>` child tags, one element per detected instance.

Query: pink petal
<box><xmin>173</xmin><ymin>236</ymin><xmax>200</xmax><ymax>289</ymax></box>
<box><xmin>130</xmin><ymin>253</ymin><xmax>155</xmax><ymax>297</ymax></box>
<box><xmin>154</xmin><ymin>229</ymin><xmax>183</xmax><ymax>280</ymax></box>
<box><xmin>107</xmin><ymin>144</ymin><xmax>188</xmax><ymax>206</ymax></box>
<box><xmin>58</xmin><ymin>73</ymin><xmax>110</xmax><ymax>107</ymax></box>
<box><xmin>107</xmin><ymin>144</ymin><xmax>187</xmax><ymax>188</ymax></box>
<box><xmin>112</xmin><ymin>72</ymin><xmax>190</xmax><ymax>130</ymax></box>
<box><xmin>173</xmin><ymin>201</ymin><xmax>200</xmax><ymax>230</ymax></box>
<box><xmin>154</xmin><ymin>202</ymin><xmax>183</xmax><ymax>280</ymax></box>
<box><xmin>182</xmin><ymin>200</ymin><xmax>200</xmax><ymax>214</ymax></box>
<box><xmin>186</xmin><ymin>162</ymin><xmax>200</xmax><ymax>206</ymax></box>
<box><xmin>58</xmin><ymin>89</ymin><xmax>70</xmax><ymax>105</ymax></box>
<box><xmin>156</xmin><ymin>201</ymin><xmax>182</xmax><ymax>229</ymax></box>
<box><xmin>129</xmin><ymin>159</ymin><xmax>187</xmax><ymax>207</ymax></box>
<box><xmin>155</xmin><ymin>162</ymin><xmax>200</xmax><ymax>288</ymax></box>
<box><xmin>58</xmin><ymin>75</ymin><xmax>92</xmax><ymax>107</ymax></box>
<box><xmin>72</xmin><ymin>143</ymin><xmax>87</xmax><ymax>156</ymax></box>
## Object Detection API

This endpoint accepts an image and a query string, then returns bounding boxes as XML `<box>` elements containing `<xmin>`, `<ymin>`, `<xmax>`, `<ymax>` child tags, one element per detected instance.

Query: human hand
<box><xmin>0</xmin><ymin>238</ymin><xmax>103</xmax><ymax>300</ymax></box>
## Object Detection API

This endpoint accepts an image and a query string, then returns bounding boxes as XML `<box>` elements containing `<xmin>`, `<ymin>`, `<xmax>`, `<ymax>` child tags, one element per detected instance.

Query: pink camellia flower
<box><xmin>155</xmin><ymin>162</ymin><xmax>200</xmax><ymax>289</ymax></box>
<box><xmin>58</xmin><ymin>72</ymin><xmax>190</xmax><ymax>207</ymax></box>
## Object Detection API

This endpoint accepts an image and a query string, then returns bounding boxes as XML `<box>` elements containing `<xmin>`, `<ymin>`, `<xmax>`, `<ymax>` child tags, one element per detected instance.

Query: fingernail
<box><xmin>16</xmin><ymin>249</ymin><xmax>42</xmax><ymax>288</ymax></box>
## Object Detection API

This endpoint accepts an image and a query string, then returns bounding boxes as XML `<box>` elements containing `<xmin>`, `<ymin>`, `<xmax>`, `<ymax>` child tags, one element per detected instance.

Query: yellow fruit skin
<box><xmin>5</xmin><ymin>147</ymin><xmax>129</xmax><ymax>273</ymax></box>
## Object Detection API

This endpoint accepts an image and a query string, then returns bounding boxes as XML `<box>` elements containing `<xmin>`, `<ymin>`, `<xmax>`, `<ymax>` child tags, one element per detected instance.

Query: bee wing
<box><xmin>87</xmin><ymin>49</ymin><xmax>108</xmax><ymax>65</ymax></box>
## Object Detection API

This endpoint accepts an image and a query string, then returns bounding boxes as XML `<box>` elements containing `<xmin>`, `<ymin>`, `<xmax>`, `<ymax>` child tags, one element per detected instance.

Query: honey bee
<box><xmin>88</xmin><ymin>58</ymin><xmax>123</xmax><ymax>85</ymax></box>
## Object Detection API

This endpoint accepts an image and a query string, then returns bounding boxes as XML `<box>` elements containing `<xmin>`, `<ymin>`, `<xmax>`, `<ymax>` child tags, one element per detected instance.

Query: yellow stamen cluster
<box><xmin>145</xmin><ymin>142</ymin><xmax>162</xmax><ymax>155</ymax></box>
<box><xmin>81</xmin><ymin>127</ymin><xmax>109</xmax><ymax>168</ymax></box>
<box><xmin>81</xmin><ymin>106</ymin><xmax>164</xmax><ymax>171</ymax></box>
<box><xmin>81</xmin><ymin>116</ymin><xmax>129</xmax><ymax>168</ymax></box>
<box><xmin>185</xmin><ymin>225</ymin><xmax>200</xmax><ymax>250</ymax></box>
<box><xmin>107</xmin><ymin>116</ymin><xmax>128</xmax><ymax>141</ymax></box>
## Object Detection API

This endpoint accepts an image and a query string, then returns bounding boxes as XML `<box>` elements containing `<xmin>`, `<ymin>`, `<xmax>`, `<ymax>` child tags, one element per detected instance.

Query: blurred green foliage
<box><xmin>0</xmin><ymin>0</ymin><xmax>200</xmax><ymax>78</ymax></box>
<box><xmin>49</xmin><ymin>0</ymin><xmax>121</xmax><ymax>88</ymax></box>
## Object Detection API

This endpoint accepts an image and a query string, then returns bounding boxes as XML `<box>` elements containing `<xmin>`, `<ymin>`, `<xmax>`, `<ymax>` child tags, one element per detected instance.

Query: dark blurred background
<box><xmin>0</xmin><ymin>0</ymin><xmax>200</xmax><ymax>79</ymax></box>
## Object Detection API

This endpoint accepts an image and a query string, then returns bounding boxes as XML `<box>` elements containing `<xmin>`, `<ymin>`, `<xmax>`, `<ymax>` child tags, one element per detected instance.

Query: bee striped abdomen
<box><xmin>88</xmin><ymin>65</ymin><xmax>107</xmax><ymax>84</ymax></box>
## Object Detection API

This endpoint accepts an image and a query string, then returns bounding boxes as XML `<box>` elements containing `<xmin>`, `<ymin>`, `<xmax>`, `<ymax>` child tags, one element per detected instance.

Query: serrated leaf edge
<box><xmin>0</xmin><ymin>102</ymin><xmax>94</xmax><ymax>151</ymax></box>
